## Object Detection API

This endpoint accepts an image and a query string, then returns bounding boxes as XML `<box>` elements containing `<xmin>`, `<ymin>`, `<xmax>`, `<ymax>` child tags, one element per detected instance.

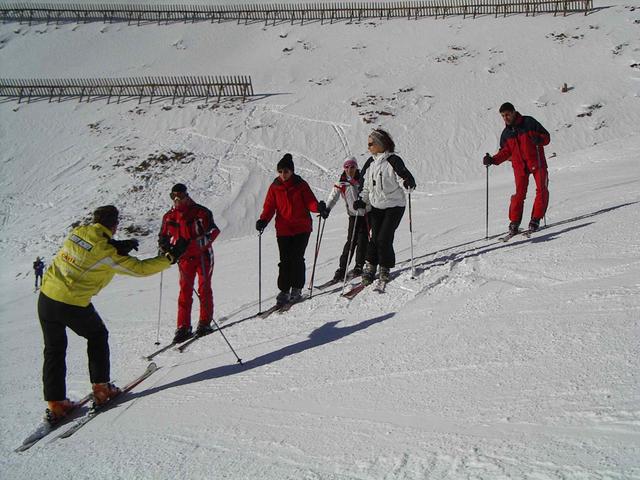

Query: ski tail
<box><xmin>342</xmin><ymin>283</ymin><xmax>366</xmax><ymax>299</ymax></box>
<box><xmin>177</xmin><ymin>328</ymin><xmax>217</xmax><ymax>353</ymax></box>
<box><xmin>55</xmin><ymin>362</ymin><xmax>159</xmax><ymax>440</ymax></box>
<box><xmin>15</xmin><ymin>393</ymin><xmax>93</xmax><ymax>452</ymax></box>
<box><xmin>316</xmin><ymin>279</ymin><xmax>340</xmax><ymax>289</ymax></box>
<box><xmin>144</xmin><ymin>342</ymin><xmax>176</xmax><ymax>361</ymax></box>
<box><xmin>258</xmin><ymin>304</ymin><xmax>284</xmax><ymax>319</ymax></box>
<box><xmin>373</xmin><ymin>280</ymin><xmax>387</xmax><ymax>293</ymax></box>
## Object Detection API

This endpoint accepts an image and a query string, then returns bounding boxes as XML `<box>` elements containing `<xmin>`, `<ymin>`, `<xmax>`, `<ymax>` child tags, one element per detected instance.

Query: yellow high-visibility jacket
<box><xmin>41</xmin><ymin>223</ymin><xmax>171</xmax><ymax>307</ymax></box>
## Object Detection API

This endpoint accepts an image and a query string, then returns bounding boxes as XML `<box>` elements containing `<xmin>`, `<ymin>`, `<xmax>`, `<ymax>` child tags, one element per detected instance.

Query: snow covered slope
<box><xmin>0</xmin><ymin>2</ymin><xmax>638</xmax><ymax>478</ymax></box>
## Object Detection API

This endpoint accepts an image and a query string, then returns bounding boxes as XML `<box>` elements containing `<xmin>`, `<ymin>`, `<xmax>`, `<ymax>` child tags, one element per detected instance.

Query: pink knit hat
<box><xmin>343</xmin><ymin>156</ymin><xmax>358</xmax><ymax>169</ymax></box>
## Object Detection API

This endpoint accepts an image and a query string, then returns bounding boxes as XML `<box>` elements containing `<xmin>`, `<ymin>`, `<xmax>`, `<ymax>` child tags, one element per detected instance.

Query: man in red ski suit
<box><xmin>484</xmin><ymin>102</ymin><xmax>551</xmax><ymax>234</ymax></box>
<box><xmin>159</xmin><ymin>184</ymin><xmax>220</xmax><ymax>343</ymax></box>
<box><xmin>256</xmin><ymin>153</ymin><xmax>328</xmax><ymax>306</ymax></box>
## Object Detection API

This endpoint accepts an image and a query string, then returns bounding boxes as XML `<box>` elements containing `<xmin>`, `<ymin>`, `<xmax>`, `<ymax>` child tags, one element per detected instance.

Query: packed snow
<box><xmin>0</xmin><ymin>1</ymin><xmax>639</xmax><ymax>478</ymax></box>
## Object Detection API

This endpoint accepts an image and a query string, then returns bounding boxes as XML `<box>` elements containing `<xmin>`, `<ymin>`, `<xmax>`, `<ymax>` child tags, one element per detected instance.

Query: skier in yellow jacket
<box><xmin>39</xmin><ymin>205</ymin><xmax>187</xmax><ymax>424</ymax></box>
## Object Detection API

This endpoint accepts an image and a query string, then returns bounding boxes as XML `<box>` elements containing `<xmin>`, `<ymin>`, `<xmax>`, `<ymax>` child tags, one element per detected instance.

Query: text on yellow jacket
<box><xmin>41</xmin><ymin>223</ymin><xmax>171</xmax><ymax>307</ymax></box>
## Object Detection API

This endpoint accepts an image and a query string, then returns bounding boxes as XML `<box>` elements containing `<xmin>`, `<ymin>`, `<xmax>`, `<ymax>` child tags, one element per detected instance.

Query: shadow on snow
<box><xmin>132</xmin><ymin>312</ymin><xmax>395</xmax><ymax>399</ymax></box>
<box><xmin>396</xmin><ymin>200</ymin><xmax>639</xmax><ymax>276</ymax></box>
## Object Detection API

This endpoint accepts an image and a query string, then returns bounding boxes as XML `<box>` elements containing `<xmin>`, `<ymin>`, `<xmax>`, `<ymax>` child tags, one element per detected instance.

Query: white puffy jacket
<box><xmin>361</xmin><ymin>152</ymin><xmax>407</xmax><ymax>209</ymax></box>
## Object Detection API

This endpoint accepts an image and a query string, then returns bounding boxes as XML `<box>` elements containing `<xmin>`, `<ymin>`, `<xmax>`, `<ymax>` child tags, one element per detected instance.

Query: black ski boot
<box><xmin>289</xmin><ymin>288</ymin><xmax>303</xmax><ymax>303</ymax></box>
<box><xmin>276</xmin><ymin>290</ymin><xmax>290</xmax><ymax>306</ymax></box>
<box><xmin>379</xmin><ymin>266</ymin><xmax>391</xmax><ymax>283</ymax></box>
<box><xmin>195</xmin><ymin>322</ymin><xmax>214</xmax><ymax>337</ymax></box>
<box><xmin>528</xmin><ymin>218</ymin><xmax>540</xmax><ymax>232</ymax></box>
<box><xmin>362</xmin><ymin>261</ymin><xmax>377</xmax><ymax>286</ymax></box>
<box><xmin>172</xmin><ymin>326</ymin><xmax>193</xmax><ymax>343</ymax></box>
<box><xmin>332</xmin><ymin>268</ymin><xmax>345</xmax><ymax>282</ymax></box>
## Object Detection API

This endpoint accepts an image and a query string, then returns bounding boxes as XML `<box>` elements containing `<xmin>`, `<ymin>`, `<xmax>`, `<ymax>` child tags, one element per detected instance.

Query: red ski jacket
<box><xmin>492</xmin><ymin>112</ymin><xmax>550</xmax><ymax>175</ymax></box>
<box><xmin>159</xmin><ymin>198</ymin><xmax>220</xmax><ymax>259</ymax></box>
<box><xmin>259</xmin><ymin>174</ymin><xmax>320</xmax><ymax>237</ymax></box>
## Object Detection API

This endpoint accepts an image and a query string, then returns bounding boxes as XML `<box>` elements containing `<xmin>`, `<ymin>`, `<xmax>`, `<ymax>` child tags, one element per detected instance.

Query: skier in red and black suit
<box><xmin>484</xmin><ymin>102</ymin><xmax>551</xmax><ymax>234</ymax></box>
<box><xmin>159</xmin><ymin>184</ymin><xmax>220</xmax><ymax>343</ymax></box>
<box><xmin>256</xmin><ymin>153</ymin><xmax>328</xmax><ymax>306</ymax></box>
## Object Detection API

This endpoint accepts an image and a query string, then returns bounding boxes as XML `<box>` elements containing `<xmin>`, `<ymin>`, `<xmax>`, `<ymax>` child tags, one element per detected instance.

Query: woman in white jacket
<box><xmin>325</xmin><ymin>157</ymin><xmax>369</xmax><ymax>282</ymax></box>
<box><xmin>353</xmin><ymin>129</ymin><xmax>416</xmax><ymax>285</ymax></box>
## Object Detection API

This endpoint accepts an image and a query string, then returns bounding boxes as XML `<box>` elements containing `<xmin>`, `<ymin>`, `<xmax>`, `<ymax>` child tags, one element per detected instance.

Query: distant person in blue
<box><xmin>33</xmin><ymin>257</ymin><xmax>45</xmax><ymax>290</ymax></box>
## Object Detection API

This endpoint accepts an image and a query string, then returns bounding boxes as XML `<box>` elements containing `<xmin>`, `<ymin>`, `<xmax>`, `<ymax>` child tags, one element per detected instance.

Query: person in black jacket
<box><xmin>33</xmin><ymin>256</ymin><xmax>45</xmax><ymax>289</ymax></box>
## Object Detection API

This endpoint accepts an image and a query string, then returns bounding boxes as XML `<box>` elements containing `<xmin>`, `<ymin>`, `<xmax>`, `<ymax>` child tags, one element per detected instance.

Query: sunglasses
<box><xmin>367</xmin><ymin>142</ymin><xmax>375</xmax><ymax>147</ymax></box>
<box><xmin>170</xmin><ymin>192</ymin><xmax>187</xmax><ymax>200</ymax></box>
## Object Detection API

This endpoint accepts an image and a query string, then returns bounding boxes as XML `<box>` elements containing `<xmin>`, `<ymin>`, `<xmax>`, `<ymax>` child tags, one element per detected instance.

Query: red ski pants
<box><xmin>509</xmin><ymin>168</ymin><xmax>549</xmax><ymax>225</ymax></box>
<box><xmin>176</xmin><ymin>251</ymin><xmax>214</xmax><ymax>328</ymax></box>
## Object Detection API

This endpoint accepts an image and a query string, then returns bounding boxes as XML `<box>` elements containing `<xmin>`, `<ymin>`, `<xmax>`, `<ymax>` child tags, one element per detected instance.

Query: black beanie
<box><xmin>171</xmin><ymin>183</ymin><xmax>187</xmax><ymax>193</ymax></box>
<box><xmin>277</xmin><ymin>153</ymin><xmax>294</xmax><ymax>172</ymax></box>
<box><xmin>499</xmin><ymin>102</ymin><xmax>515</xmax><ymax>113</ymax></box>
<box><xmin>93</xmin><ymin>205</ymin><xmax>119</xmax><ymax>229</ymax></box>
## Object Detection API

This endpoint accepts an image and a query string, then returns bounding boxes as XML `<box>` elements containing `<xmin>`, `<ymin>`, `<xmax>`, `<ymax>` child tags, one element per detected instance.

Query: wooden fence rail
<box><xmin>0</xmin><ymin>76</ymin><xmax>254</xmax><ymax>104</ymax></box>
<box><xmin>0</xmin><ymin>1</ymin><xmax>594</xmax><ymax>26</ymax></box>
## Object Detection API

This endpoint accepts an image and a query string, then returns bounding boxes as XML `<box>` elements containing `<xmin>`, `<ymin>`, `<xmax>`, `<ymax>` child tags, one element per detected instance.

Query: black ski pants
<box><xmin>338</xmin><ymin>215</ymin><xmax>369</xmax><ymax>272</ymax></box>
<box><xmin>276</xmin><ymin>232</ymin><xmax>311</xmax><ymax>292</ymax></box>
<box><xmin>38</xmin><ymin>293</ymin><xmax>110</xmax><ymax>401</ymax></box>
<box><xmin>366</xmin><ymin>206</ymin><xmax>405</xmax><ymax>269</ymax></box>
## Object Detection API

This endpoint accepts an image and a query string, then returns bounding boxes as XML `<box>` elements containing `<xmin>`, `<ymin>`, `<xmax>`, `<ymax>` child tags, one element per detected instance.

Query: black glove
<box><xmin>483</xmin><ymin>153</ymin><xmax>494</xmax><ymax>166</ymax></box>
<box><xmin>158</xmin><ymin>235</ymin><xmax>171</xmax><ymax>255</ymax></box>
<box><xmin>165</xmin><ymin>238</ymin><xmax>188</xmax><ymax>264</ymax></box>
<box><xmin>256</xmin><ymin>219</ymin><xmax>268</xmax><ymax>233</ymax></box>
<box><xmin>109</xmin><ymin>238</ymin><xmax>139</xmax><ymax>256</ymax></box>
<box><xmin>353</xmin><ymin>199</ymin><xmax>367</xmax><ymax>210</ymax></box>
<box><xmin>318</xmin><ymin>201</ymin><xmax>330</xmax><ymax>219</ymax></box>
<box><xmin>403</xmin><ymin>176</ymin><xmax>416</xmax><ymax>190</ymax></box>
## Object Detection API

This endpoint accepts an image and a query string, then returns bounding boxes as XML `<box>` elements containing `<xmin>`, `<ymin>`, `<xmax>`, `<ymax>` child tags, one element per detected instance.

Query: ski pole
<box><xmin>155</xmin><ymin>271</ymin><xmax>164</xmax><ymax>345</ymax></box>
<box><xmin>308</xmin><ymin>216</ymin><xmax>322</xmax><ymax>296</ymax></box>
<box><xmin>258</xmin><ymin>231</ymin><xmax>262</xmax><ymax>314</ymax></box>
<box><xmin>544</xmin><ymin>170</ymin><xmax>549</xmax><ymax>227</ymax></box>
<box><xmin>536</xmin><ymin>144</ymin><xmax>548</xmax><ymax>228</ymax></box>
<box><xmin>211</xmin><ymin>316</ymin><xmax>243</xmax><ymax>365</ymax></box>
<box><xmin>341</xmin><ymin>213</ymin><xmax>361</xmax><ymax>294</ymax></box>
<box><xmin>196</xmin><ymin>252</ymin><xmax>241</xmax><ymax>364</ymax></box>
<box><xmin>485</xmin><ymin>165</ymin><xmax>489</xmax><ymax>240</ymax></box>
<box><xmin>408</xmin><ymin>190</ymin><xmax>416</xmax><ymax>279</ymax></box>
<box><xmin>308</xmin><ymin>216</ymin><xmax>325</xmax><ymax>298</ymax></box>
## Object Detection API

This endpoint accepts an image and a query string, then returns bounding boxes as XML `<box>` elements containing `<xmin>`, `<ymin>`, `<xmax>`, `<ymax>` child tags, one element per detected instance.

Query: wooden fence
<box><xmin>0</xmin><ymin>1</ymin><xmax>594</xmax><ymax>26</ymax></box>
<box><xmin>0</xmin><ymin>76</ymin><xmax>254</xmax><ymax>104</ymax></box>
